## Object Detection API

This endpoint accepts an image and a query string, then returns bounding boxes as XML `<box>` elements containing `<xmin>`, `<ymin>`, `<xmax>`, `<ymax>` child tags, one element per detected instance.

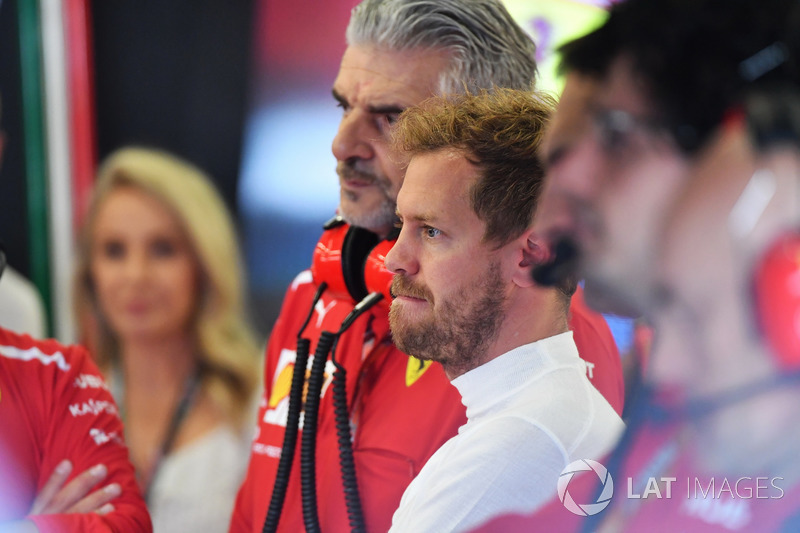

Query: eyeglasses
<box><xmin>591</xmin><ymin>107</ymin><xmax>673</xmax><ymax>157</ymax></box>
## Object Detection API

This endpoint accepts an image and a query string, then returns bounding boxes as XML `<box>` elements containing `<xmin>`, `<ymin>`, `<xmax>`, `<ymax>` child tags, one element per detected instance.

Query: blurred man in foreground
<box><xmin>531</xmin><ymin>0</ymin><xmax>800</xmax><ymax>530</ymax></box>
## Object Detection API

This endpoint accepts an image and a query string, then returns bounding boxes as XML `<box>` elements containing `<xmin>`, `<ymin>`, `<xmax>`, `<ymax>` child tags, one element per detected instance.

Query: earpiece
<box><xmin>745</xmin><ymin>88</ymin><xmax>800</xmax><ymax>370</ymax></box>
<box><xmin>531</xmin><ymin>236</ymin><xmax>579</xmax><ymax>288</ymax></box>
<box><xmin>310</xmin><ymin>216</ymin><xmax>395</xmax><ymax>307</ymax></box>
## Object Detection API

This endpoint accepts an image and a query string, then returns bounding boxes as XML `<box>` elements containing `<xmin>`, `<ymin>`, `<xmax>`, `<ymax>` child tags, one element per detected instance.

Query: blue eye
<box><xmin>424</xmin><ymin>227</ymin><xmax>440</xmax><ymax>239</ymax></box>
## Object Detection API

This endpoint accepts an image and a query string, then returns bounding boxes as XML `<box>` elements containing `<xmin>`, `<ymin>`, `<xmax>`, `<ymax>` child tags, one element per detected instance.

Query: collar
<box><xmin>451</xmin><ymin>331</ymin><xmax>582</xmax><ymax>421</ymax></box>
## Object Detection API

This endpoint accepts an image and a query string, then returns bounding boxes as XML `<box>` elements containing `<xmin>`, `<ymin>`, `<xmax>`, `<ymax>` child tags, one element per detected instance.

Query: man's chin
<box><xmin>339</xmin><ymin>203</ymin><xmax>396</xmax><ymax>236</ymax></box>
<box><xmin>389</xmin><ymin>321</ymin><xmax>435</xmax><ymax>360</ymax></box>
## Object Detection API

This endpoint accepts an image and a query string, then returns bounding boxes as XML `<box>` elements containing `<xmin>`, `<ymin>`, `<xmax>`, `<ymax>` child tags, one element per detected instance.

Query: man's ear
<box><xmin>511</xmin><ymin>228</ymin><xmax>550</xmax><ymax>288</ymax></box>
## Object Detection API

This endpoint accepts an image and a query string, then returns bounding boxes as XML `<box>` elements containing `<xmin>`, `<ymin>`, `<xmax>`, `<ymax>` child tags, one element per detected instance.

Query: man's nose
<box><xmin>332</xmin><ymin>109</ymin><xmax>374</xmax><ymax>163</ymax></box>
<box><xmin>384</xmin><ymin>230</ymin><xmax>418</xmax><ymax>276</ymax></box>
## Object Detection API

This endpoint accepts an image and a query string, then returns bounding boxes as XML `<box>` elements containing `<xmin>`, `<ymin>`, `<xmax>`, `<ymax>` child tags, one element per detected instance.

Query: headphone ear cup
<box><xmin>364</xmin><ymin>238</ymin><xmax>395</xmax><ymax>307</ymax></box>
<box><xmin>340</xmin><ymin>225</ymin><xmax>379</xmax><ymax>302</ymax></box>
<box><xmin>310</xmin><ymin>217</ymin><xmax>378</xmax><ymax>303</ymax></box>
<box><xmin>753</xmin><ymin>232</ymin><xmax>800</xmax><ymax>370</ymax></box>
<box><xmin>311</xmin><ymin>220</ymin><xmax>351</xmax><ymax>301</ymax></box>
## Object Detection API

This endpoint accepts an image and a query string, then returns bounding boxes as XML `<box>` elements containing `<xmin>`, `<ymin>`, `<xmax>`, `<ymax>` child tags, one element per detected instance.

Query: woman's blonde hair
<box><xmin>74</xmin><ymin>146</ymin><xmax>261</xmax><ymax>428</ymax></box>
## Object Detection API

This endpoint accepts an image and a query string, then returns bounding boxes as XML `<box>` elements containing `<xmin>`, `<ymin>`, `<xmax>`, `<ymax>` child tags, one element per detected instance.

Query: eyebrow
<box><xmin>332</xmin><ymin>88</ymin><xmax>347</xmax><ymax>107</ymax></box>
<box><xmin>396</xmin><ymin>209</ymin><xmax>439</xmax><ymax>224</ymax></box>
<box><xmin>332</xmin><ymin>88</ymin><xmax>405</xmax><ymax>115</ymax></box>
<box><xmin>540</xmin><ymin>142</ymin><xmax>566</xmax><ymax>170</ymax></box>
<box><xmin>368</xmin><ymin>103</ymin><xmax>405</xmax><ymax>115</ymax></box>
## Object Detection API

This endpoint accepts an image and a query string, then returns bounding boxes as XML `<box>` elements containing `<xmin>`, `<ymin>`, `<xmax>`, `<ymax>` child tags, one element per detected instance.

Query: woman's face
<box><xmin>90</xmin><ymin>185</ymin><xmax>200</xmax><ymax>344</ymax></box>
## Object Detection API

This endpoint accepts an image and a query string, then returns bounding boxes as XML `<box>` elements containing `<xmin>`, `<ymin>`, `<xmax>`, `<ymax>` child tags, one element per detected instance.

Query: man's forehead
<box><xmin>398</xmin><ymin>151</ymin><xmax>475</xmax><ymax>212</ymax></box>
<box><xmin>333</xmin><ymin>44</ymin><xmax>450</xmax><ymax>107</ymax></box>
<box><xmin>593</xmin><ymin>54</ymin><xmax>654</xmax><ymax>115</ymax></box>
<box><xmin>541</xmin><ymin>73</ymin><xmax>598</xmax><ymax>159</ymax></box>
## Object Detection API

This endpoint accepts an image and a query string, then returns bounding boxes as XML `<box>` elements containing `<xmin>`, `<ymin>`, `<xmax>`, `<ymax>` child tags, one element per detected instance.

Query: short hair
<box><xmin>74</xmin><ymin>147</ymin><xmax>261</xmax><ymax>428</ymax></box>
<box><xmin>392</xmin><ymin>88</ymin><xmax>576</xmax><ymax>298</ymax></box>
<box><xmin>559</xmin><ymin>0</ymin><xmax>800</xmax><ymax>154</ymax></box>
<box><xmin>346</xmin><ymin>0</ymin><xmax>538</xmax><ymax>94</ymax></box>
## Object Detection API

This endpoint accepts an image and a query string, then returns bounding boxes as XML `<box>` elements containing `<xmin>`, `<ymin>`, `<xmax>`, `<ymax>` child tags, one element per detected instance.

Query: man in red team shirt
<box><xmin>0</xmin><ymin>328</ymin><xmax>152</xmax><ymax>532</ymax></box>
<box><xmin>0</xmin><ymin>98</ymin><xmax>150</xmax><ymax>531</ymax></box>
<box><xmin>229</xmin><ymin>1</ymin><xmax>625</xmax><ymax>532</ymax></box>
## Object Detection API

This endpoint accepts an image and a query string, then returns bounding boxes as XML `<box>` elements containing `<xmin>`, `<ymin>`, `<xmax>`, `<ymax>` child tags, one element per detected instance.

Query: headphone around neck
<box><xmin>310</xmin><ymin>216</ymin><xmax>395</xmax><ymax>307</ymax></box>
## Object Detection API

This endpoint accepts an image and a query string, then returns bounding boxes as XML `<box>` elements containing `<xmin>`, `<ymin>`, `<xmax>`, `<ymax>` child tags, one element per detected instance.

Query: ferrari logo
<box><xmin>405</xmin><ymin>356</ymin><xmax>432</xmax><ymax>387</ymax></box>
<box><xmin>268</xmin><ymin>364</ymin><xmax>294</xmax><ymax>408</ymax></box>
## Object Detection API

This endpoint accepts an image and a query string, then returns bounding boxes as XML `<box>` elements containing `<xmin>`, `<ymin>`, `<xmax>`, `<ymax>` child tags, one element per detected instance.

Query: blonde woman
<box><xmin>74</xmin><ymin>147</ymin><xmax>262</xmax><ymax>532</ymax></box>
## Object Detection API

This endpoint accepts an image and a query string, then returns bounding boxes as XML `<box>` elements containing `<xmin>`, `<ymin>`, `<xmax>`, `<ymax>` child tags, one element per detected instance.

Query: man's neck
<box><xmin>443</xmin><ymin>290</ymin><xmax>569</xmax><ymax>380</ymax></box>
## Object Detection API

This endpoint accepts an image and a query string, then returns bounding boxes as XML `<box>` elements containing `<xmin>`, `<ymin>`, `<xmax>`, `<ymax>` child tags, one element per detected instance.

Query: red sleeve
<box><xmin>228</xmin><ymin>366</ymin><xmax>268</xmax><ymax>533</ymax></box>
<box><xmin>228</xmin><ymin>487</ymin><xmax>253</xmax><ymax>533</ymax></box>
<box><xmin>22</xmin><ymin>339</ymin><xmax>151</xmax><ymax>533</ymax></box>
<box><xmin>229</xmin><ymin>276</ymin><xmax>305</xmax><ymax>533</ymax></box>
<box><xmin>569</xmin><ymin>287</ymin><xmax>625</xmax><ymax>416</ymax></box>
<box><xmin>228</xmin><ymin>408</ymin><xmax>259</xmax><ymax>533</ymax></box>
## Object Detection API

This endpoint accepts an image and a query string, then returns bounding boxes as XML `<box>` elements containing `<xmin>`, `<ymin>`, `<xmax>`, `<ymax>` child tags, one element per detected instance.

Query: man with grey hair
<box><xmin>332</xmin><ymin>0</ymin><xmax>538</xmax><ymax>239</ymax></box>
<box><xmin>229</xmin><ymin>2</ymin><xmax>622</xmax><ymax>532</ymax></box>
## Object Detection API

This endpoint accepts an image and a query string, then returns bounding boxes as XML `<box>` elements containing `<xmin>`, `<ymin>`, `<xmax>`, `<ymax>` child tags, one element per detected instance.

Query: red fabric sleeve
<box><xmin>20</xmin><ymin>338</ymin><xmax>151</xmax><ymax>532</ymax></box>
<box><xmin>229</xmin><ymin>276</ymin><xmax>302</xmax><ymax>533</ymax></box>
<box><xmin>228</xmin><ymin>384</ymin><xmax>268</xmax><ymax>533</ymax></box>
<box><xmin>569</xmin><ymin>287</ymin><xmax>626</xmax><ymax>416</ymax></box>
